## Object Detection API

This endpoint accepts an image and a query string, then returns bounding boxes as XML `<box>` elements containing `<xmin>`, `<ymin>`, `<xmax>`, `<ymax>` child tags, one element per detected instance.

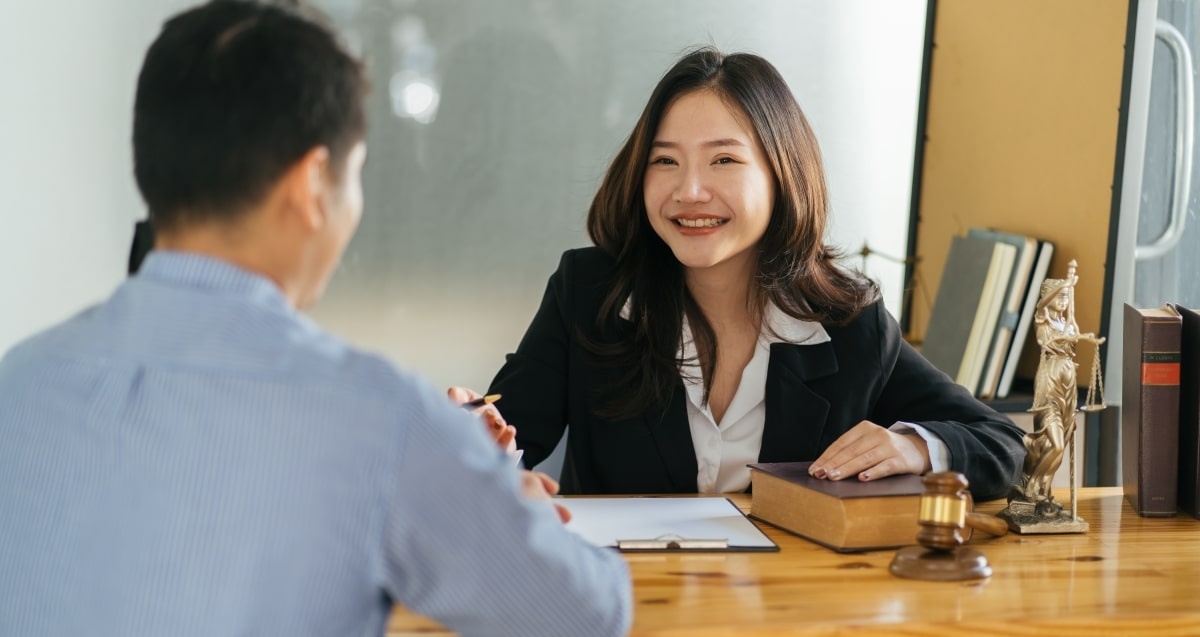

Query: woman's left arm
<box><xmin>869</xmin><ymin>306</ymin><xmax>1026</xmax><ymax>501</ymax></box>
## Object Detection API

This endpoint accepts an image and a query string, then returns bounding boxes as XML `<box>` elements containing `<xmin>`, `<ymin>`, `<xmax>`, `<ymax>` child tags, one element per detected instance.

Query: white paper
<box><xmin>562</xmin><ymin>497</ymin><xmax>776</xmax><ymax>550</ymax></box>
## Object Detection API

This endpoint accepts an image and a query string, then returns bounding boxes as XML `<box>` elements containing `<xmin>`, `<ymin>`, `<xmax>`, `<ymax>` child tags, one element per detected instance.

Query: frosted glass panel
<box><xmin>1134</xmin><ymin>0</ymin><xmax>1200</xmax><ymax>310</ymax></box>
<box><xmin>308</xmin><ymin>0</ymin><xmax>927</xmax><ymax>394</ymax></box>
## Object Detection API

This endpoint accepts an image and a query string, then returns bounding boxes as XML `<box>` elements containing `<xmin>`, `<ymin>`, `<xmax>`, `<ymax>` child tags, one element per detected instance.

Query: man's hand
<box><xmin>521</xmin><ymin>470</ymin><xmax>571</xmax><ymax>524</ymax></box>
<box><xmin>808</xmin><ymin>420</ymin><xmax>931</xmax><ymax>482</ymax></box>
<box><xmin>447</xmin><ymin>386</ymin><xmax>517</xmax><ymax>456</ymax></box>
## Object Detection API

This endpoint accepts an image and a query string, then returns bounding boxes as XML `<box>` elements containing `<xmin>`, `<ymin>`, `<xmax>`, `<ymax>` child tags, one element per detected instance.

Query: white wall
<box><xmin>0</xmin><ymin>1</ymin><xmax>192</xmax><ymax>355</ymax></box>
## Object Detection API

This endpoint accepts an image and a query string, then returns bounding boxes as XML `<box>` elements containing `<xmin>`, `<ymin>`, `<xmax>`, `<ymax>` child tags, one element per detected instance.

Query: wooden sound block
<box><xmin>889</xmin><ymin>545</ymin><xmax>993</xmax><ymax>581</ymax></box>
<box><xmin>888</xmin><ymin>472</ymin><xmax>1003</xmax><ymax>581</ymax></box>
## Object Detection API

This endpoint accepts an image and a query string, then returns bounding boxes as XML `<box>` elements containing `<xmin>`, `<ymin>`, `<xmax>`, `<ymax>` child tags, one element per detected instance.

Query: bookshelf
<box><xmin>906</xmin><ymin>0</ymin><xmax>1137</xmax><ymax>488</ymax></box>
<box><xmin>906</xmin><ymin>0</ymin><xmax>1130</xmax><ymax>391</ymax></box>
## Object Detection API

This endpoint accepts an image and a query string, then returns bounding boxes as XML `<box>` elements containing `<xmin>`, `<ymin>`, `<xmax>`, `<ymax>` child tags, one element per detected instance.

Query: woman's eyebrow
<box><xmin>650</xmin><ymin>138</ymin><xmax>747</xmax><ymax>149</ymax></box>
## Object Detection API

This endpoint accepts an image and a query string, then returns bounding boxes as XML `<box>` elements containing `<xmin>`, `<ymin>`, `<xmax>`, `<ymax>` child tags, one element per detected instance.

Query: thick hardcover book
<box><xmin>748</xmin><ymin>462</ymin><xmax>922</xmax><ymax>552</ymax></box>
<box><xmin>1175</xmin><ymin>304</ymin><xmax>1200</xmax><ymax>518</ymax></box>
<box><xmin>997</xmin><ymin>239</ymin><xmax>1054</xmax><ymax>399</ymax></box>
<box><xmin>1122</xmin><ymin>304</ymin><xmax>1182</xmax><ymax>517</ymax></box>
<box><xmin>922</xmin><ymin>235</ymin><xmax>1016</xmax><ymax>393</ymax></box>
<box><xmin>968</xmin><ymin>228</ymin><xmax>1038</xmax><ymax>399</ymax></box>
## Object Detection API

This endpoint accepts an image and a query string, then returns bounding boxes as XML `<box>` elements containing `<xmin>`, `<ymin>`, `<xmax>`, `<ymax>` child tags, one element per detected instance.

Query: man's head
<box><xmin>133</xmin><ymin>0</ymin><xmax>368</xmax><ymax>307</ymax></box>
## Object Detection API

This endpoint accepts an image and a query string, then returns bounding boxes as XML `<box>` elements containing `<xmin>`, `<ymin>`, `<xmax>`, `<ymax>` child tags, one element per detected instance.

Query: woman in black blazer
<box><xmin>463</xmin><ymin>47</ymin><xmax>1024</xmax><ymax>500</ymax></box>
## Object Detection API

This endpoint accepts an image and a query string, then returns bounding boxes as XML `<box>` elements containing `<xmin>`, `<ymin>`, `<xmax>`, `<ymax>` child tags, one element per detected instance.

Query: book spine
<box><xmin>1177</xmin><ymin>305</ymin><xmax>1200</xmax><ymax>518</ymax></box>
<box><xmin>1122</xmin><ymin>306</ymin><xmax>1181</xmax><ymax>517</ymax></box>
<box><xmin>968</xmin><ymin>229</ymin><xmax>1033</xmax><ymax>400</ymax></box>
<box><xmin>998</xmin><ymin>241</ymin><xmax>1054</xmax><ymax>398</ymax></box>
<box><xmin>959</xmin><ymin>244</ymin><xmax>1014</xmax><ymax>392</ymax></box>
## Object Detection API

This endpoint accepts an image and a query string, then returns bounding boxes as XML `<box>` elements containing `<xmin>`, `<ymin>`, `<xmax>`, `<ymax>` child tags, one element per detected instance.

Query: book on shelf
<box><xmin>1175</xmin><ymin>304</ymin><xmax>1200</xmax><ymax>519</ymax></box>
<box><xmin>921</xmin><ymin>234</ymin><xmax>1016</xmax><ymax>394</ymax></box>
<box><xmin>1122</xmin><ymin>304</ymin><xmax>1182</xmax><ymax>517</ymax></box>
<box><xmin>995</xmin><ymin>238</ymin><xmax>1055</xmax><ymax>399</ymax></box>
<box><xmin>967</xmin><ymin>228</ymin><xmax>1039</xmax><ymax>399</ymax></box>
<box><xmin>748</xmin><ymin>461</ymin><xmax>922</xmax><ymax>552</ymax></box>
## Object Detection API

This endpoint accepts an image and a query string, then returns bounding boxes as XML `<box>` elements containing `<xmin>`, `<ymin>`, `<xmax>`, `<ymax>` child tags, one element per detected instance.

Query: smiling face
<box><xmin>643</xmin><ymin>89</ymin><xmax>776</xmax><ymax>281</ymax></box>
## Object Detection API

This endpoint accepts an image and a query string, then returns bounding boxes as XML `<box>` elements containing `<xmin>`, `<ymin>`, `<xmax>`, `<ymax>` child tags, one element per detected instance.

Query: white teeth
<box><xmin>675</xmin><ymin>218</ymin><xmax>726</xmax><ymax>228</ymax></box>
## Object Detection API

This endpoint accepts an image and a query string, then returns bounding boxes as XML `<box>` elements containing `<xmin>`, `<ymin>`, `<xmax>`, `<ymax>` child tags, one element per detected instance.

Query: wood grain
<box><xmin>387</xmin><ymin>488</ymin><xmax>1200</xmax><ymax>636</ymax></box>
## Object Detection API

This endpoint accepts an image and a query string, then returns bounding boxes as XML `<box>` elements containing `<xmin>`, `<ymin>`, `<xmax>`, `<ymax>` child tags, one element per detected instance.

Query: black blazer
<box><xmin>490</xmin><ymin>248</ymin><xmax>1025</xmax><ymax>500</ymax></box>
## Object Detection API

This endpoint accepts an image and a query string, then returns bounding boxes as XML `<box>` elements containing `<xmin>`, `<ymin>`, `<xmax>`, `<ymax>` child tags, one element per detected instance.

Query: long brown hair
<box><xmin>586</xmin><ymin>47</ymin><xmax>878</xmax><ymax>419</ymax></box>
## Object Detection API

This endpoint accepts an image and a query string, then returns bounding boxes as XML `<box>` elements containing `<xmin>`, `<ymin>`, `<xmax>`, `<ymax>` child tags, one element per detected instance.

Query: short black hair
<box><xmin>133</xmin><ymin>0</ymin><xmax>367</xmax><ymax>229</ymax></box>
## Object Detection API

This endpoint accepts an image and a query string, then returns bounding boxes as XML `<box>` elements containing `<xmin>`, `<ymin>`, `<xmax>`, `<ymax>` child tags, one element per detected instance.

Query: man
<box><xmin>0</xmin><ymin>2</ymin><xmax>631</xmax><ymax>636</ymax></box>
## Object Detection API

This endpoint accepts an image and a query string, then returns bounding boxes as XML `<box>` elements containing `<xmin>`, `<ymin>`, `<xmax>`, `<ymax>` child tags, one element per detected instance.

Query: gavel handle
<box><xmin>965</xmin><ymin>512</ymin><xmax>1009</xmax><ymax>537</ymax></box>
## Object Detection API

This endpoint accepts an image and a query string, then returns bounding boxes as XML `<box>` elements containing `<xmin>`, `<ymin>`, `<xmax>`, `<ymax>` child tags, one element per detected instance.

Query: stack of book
<box><xmin>1123</xmin><ymin>304</ymin><xmax>1200</xmax><ymax>519</ymax></box>
<box><xmin>922</xmin><ymin>229</ymin><xmax>1055</xmax><ymax>399</ymax></box>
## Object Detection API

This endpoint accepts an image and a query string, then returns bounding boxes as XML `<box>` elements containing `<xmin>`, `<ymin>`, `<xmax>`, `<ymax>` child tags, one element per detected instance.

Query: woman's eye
<box><xmin>650</xmin><ymin>157</ymin><xmax>677</xmax><ymax>165</ymax></box>
<box><xmin>714</xmin><ymin>157</ymin><xmax>737</xmax><ymax>165</ymax></box>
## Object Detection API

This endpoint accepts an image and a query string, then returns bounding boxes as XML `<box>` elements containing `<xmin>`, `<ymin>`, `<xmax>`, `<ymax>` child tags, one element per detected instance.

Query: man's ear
<box><xmin>277</xmin><ymin>146</ymin><xmax>332</xmax><ymax>231</ymax></box>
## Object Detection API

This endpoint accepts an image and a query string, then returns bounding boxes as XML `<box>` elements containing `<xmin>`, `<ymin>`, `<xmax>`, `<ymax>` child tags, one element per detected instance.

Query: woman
<box><xmin>458</xmin><ymin>47</ymin><xmax>1024</xmax><ymax>499</ymax></box>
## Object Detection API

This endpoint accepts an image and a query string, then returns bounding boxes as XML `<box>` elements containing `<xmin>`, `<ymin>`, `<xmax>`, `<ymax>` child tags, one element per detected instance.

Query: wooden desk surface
<box><xmin>387</xmin><ymin>488</ymin><xmax>1200</xmax><ymax>636</ymax></box>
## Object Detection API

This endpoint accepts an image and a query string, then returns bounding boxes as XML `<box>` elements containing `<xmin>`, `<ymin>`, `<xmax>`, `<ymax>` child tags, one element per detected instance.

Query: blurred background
<box><xmin>0</xmin><ymin>1</ymin><xmax>925</xmax><ymax>437</ymax></box>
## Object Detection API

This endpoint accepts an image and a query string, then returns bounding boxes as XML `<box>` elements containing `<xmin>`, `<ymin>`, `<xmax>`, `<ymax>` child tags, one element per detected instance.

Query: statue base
<box><xmin>998</xmin><ymin>498</ymin><xmax>1089</xmax><ymax>534</ymax></box>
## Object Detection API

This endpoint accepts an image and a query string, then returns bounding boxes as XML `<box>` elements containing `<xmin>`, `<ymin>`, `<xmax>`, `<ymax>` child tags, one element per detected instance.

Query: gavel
<box><xmin>890</xmin><ymin>472</ymin><xmax>1007</xmax><ymax>581</ymax></box>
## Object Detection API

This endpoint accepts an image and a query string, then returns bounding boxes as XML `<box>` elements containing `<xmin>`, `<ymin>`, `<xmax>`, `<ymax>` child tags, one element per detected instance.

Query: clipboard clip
<box><xmin>615</xmin><ymin>533</ymin><xmax>729</xmax><ymax>550</ymax></box>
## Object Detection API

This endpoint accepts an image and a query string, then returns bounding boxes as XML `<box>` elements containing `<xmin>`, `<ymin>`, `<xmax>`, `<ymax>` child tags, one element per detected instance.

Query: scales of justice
<box><xmin>998</xmin><ymin>259</ymin><xmax>1106</xmax><ymax>533</ymax></box>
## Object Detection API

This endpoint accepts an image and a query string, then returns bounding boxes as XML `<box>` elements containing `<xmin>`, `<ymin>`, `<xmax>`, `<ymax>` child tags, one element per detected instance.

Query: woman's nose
<box><xmin>674</xmin><ymin>165</ymin><xmax>712</xmax><ymax>203</ymax></box>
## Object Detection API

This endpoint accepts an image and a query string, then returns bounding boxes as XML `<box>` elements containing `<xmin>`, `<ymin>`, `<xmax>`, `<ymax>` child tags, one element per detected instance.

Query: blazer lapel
<box><xmin>645</xmin><ymin>385</ymin><xmax>699</xmax><ymax>492</ymax></box>
<box><xmin>760</xmin><ymin>342</ymin><xmax>839</xmax><ymax>462</ymax></box>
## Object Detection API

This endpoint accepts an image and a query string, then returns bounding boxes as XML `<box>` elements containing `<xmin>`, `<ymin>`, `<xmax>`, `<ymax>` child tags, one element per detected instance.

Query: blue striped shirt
<box><xmin>0</xmin><ymin>252</ymin><xmax>631</xmax><ymax>637</ymax></box>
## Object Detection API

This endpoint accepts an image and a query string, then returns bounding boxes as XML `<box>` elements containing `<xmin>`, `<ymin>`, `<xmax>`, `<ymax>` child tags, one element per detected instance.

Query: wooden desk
<box><xmin>387</xmin><ymin>488</ymin><xmax>1200</xmax><ymax>636</ymax></box>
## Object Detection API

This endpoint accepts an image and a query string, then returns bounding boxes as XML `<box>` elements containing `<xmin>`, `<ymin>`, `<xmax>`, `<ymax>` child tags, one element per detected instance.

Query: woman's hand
<box><xmin>447</xmin><ymin>386</ymin><xmax>517</xmax><ymax>456</ymax></box>
<box><xmin>446</xmin><ymin>389</ymin><xmax>564</xmax><ymax>522</ymax></box>
<box><xmin>808</xmin><ymin>420</ymin><xmax>932</xmax><ymax>482</ymax></box>
<box><xmin>521</xmin><ymin>470</ymin><xmax>572</xmax><ymax>524</ymax></box>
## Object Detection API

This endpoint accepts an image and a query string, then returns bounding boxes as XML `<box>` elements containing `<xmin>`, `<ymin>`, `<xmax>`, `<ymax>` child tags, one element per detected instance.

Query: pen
<box><xmin>460</xmin><ymin>394</ymin><xmax>501</xmax><ymax>410</ymax></box>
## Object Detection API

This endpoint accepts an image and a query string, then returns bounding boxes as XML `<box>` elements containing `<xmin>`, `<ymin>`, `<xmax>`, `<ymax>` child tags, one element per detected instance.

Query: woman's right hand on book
<box><xmin>447</xmin><ymin>386</ymin><xmax>518</xmax><ymax>456</ymax></box>
<box><xmin>808</xmin><ymin>420</ymin><xmax>932</xmax><ymax>482</ymax></box>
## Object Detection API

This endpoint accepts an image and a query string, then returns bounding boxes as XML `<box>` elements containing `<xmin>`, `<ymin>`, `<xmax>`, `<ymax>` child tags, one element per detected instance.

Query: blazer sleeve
<box><xmin>488</xmin><ymin>253</ymin><xmax>575</xmax><ymax>468</ymax></box>
<box><xmin>867</xmin><ymin>303</ymin><xmax>1026</xmax><ymax>501</ymax></box>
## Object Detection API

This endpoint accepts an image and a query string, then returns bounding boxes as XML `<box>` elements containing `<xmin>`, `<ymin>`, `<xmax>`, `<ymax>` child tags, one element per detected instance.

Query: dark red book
<box><xmin>1122</xmin><ymin>305</ymin><xmax>1182</xmax><ymax>517</ymax></box>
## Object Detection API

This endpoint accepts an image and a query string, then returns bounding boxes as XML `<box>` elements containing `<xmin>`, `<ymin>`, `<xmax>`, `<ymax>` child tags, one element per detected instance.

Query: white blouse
<box><xmin>626</xmin><ymin>301</ymin><xmax>949</xmax><ymax>493</ymax></box>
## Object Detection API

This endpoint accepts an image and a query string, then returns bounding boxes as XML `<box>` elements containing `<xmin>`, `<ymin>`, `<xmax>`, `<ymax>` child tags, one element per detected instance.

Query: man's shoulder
<box><xmin>0</xmin><ymin>304</ymin><xmax>103</xmax><ymax>368</ymax></box>
<box><xmin>288</xmin><ymin>329</ymin><xmax>433</xmax><ymax>406</ymax></box>
<box><xmin>1</xmin><ymin>285</ymin><xmax>428</xmax><ymax>413</ymax></box>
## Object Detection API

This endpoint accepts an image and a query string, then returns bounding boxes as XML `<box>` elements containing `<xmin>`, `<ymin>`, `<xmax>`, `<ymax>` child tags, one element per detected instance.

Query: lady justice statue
<box><xmin>999</xmin><ymin>260</ymin><xmax>1106</xmax><ymax>533</ymax></box>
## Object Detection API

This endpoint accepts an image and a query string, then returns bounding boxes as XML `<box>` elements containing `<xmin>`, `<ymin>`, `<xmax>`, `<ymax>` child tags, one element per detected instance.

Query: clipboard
<box><xmin>562</xmin><ymin>497</ymin><xmax>779</xmax><ymax>552</ymax></box>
